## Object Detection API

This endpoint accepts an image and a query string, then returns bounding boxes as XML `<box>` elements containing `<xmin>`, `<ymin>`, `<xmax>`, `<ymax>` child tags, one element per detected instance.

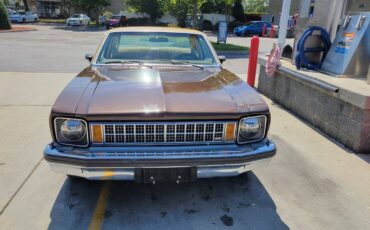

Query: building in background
<box><xmin>267</xmin><ymin>0</ymin><xmax>301</xmax><ymax>25</ymax></box>
<box><xmin>24</xmin><ymin>0</ymin><xmax>125</xmax><ymax>18</ymax></box>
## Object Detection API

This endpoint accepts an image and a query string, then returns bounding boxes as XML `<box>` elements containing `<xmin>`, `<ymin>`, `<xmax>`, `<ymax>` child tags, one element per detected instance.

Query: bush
<box><xmin>0</xmin><ymin>1</ymin><xmax>11</xmax><ymax>30</ymax></box>
<box><xmin>126</xmin><ymin>17</ymin><xmax>151</xmax><ymax>26</ymax></box>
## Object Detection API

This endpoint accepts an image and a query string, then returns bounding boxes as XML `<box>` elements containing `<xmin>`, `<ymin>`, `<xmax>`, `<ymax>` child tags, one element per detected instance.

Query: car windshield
<box><xmin>72</xmin><ymin>14</ymin><xmax>81</xmax><ymax>18</ymax></box>
<box><xmin>16</xmin><ymin>12</ymin><xmax>25</xmax><ymax>15</ymax></box>
<box><xmin>96</xmin><ymin>32</ymin><xmax>217</xmax><ymax>66</ymax></box>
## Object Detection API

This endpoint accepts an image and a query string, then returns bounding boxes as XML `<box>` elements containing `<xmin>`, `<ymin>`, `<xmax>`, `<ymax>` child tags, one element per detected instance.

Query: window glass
<box><xmin>96</xmin><ymin>32</ymin><xmax>216</xmax><ymax>66</ymax></box>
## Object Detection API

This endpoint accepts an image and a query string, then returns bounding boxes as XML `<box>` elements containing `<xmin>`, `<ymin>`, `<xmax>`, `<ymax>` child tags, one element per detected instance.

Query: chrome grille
<box><xmin>93</xmin><ymin>121</ymin><xmax>234</xmax><ymax>145</ymax></box>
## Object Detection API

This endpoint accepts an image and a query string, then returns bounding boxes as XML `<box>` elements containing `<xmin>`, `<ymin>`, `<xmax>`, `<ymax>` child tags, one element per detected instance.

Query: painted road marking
<box><xmin>88</xmin><ymin>181</ymin><xmax>112</xmax><ymax>230</ymax></box>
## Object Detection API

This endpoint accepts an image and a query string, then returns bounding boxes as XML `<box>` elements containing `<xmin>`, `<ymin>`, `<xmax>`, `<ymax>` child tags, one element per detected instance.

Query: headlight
<box><xmin>237</xmin><ymin>115</ymin><xmax>267</xmax><ymax>144</ymax></box>
<box><xmin>54</xmin><ymin>118</ymin><xmax>89</xmax><ymax>147</ymax></box>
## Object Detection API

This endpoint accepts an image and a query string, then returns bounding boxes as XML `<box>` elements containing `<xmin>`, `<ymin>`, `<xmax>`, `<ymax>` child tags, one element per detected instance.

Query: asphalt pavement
<box><xmin>0</xmin><ymin>24</ymin><xmax>369</xmax><ymax>230</ymax></box>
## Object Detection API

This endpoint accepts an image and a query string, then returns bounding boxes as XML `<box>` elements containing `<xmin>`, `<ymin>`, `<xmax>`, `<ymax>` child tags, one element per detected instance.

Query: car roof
<box><xmin>107</xmin><ymin>26</ymin><xmax>205</xmax><ymax>35</ymax></box>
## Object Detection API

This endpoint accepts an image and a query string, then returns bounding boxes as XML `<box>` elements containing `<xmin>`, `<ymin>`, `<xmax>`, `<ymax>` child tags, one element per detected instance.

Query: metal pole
<box><xmin>278</xmin><ymin>0</ymin><xmax>292</xmax><ymax>48</ymax></box>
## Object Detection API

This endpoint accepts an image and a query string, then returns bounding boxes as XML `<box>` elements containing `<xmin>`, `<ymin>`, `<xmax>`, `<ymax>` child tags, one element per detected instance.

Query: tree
<box><xmin>22</xmin><ymin>0</ymin><xmax>29</xmax><ymax>11</ymax></box>
<box><xmin>244</xmin><ymin>0</ymin><xmax>268</xmax><ymax>14</ymax></box>
<box><xmin>60</xmin><ymin>0</ymin><xmax>73</xmax><ymax>18</ymax></box>
<box><xmin>160</xmin><ymin>0</ymin><xmax>193</xmax><ymax>27</ymax></box>
<box><xmin>200</xmin><ymin>0</ymin><xmax>226</xmax><ymax>14</ymax></box>
<box><xmin>0</xmin><ymin>0</ymin><xmax>11</xmax><ymax>30</ymax></box>
<box><xmin>127</xmin><ymin>0</ymin><xmax>163</xmax><ymax>23</ymax></box>
<box><xmin>71</xmin><ymin>0</ymin><xmax>110</xmax><ymax>17</ymax></box>
<box><xmin>232</xmin><ymin>0</ymin><xmax>245</xmax><ymax>21</ymax></box>
<box><xmin>0</xmin><ymin>1</ymin><xmax>11</xmax><ymax>29</ymax></box>
<box><xmin>192</xmin><ymin>0</ymin><xmax>197</xmax><ymax>28</ymax></box>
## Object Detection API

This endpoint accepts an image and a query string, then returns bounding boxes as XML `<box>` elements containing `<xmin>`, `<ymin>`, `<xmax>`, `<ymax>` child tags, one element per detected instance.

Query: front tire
<box><xmin>22</xmin><ymin>18</ymin><xmax>26</xmax><ymax>23</ymax></box>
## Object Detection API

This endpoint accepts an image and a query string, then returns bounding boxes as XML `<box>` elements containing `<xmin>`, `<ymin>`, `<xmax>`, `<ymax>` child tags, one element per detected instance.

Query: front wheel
<box><xmin>243</xmin><ymin>31</ymin><xmax>250</xmax><ymax>37</ymax></box>
<box><xmin>22</xmin><ymin>18</ymin><xmax>26</xmax><ymax>23</ymax></box>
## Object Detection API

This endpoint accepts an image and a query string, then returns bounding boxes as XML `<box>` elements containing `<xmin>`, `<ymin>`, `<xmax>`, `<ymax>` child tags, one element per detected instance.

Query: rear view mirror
<box><xmin>218</xmin><ymin>55</ymin><xmax>226</xmax><ymax>64</ymax></box>
<box><xmin>85</xmin><ymin>54</ymin><xmax>93</xmax><ymax>62</ymax></box>
<box><xmin>149</xmin><ymin>37</ymin><xmax>169</xmax><ymax>42</ymax></box>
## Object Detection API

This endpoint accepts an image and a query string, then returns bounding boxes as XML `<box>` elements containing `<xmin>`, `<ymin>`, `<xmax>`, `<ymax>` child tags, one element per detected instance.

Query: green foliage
<box><xmin>159</xmin><ymin>0</ymin><xmax>193</xmax><ymax>27</ymax></box>
<box><xmin>71</xmin><ymin>0</ymin><xmax>110</xmax><ymax>16</ymax></box>
<box><xmin>102</xmin><ymin>10</ymin><xmax>112</xmax><ymax>18</ymax></box>
<box><xmin>244</xmin><ymin>0</ymin><xmax>268</xmax><ymax>14</ymax></box>
<box><xmin>232</xmin><ymin>0</ymin><xmax>245</xmax><ymax>21</ymax></box>
<box><xmin>0</xmin><ymin>0</ymin><xmax>11</xmax><ymax>30</ymax></box>
<box><xmin>211</xmin><ymin>41</ymin><xmax>249</xmax><ymax>51</ymax></box>
<box><xmin>127</xmin><ymin>0</ymin><xmax>163</xmax><ymax>23</ymax></box>
<box><xmin>200</xmin><ymin>0</ymin><xmax>226</xmax><ymax>14</ymax></box>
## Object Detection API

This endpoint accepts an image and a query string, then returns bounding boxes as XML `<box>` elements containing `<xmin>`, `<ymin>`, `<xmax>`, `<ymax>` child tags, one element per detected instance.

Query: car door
<box><xmin>250</xmin><ymin>24</ymin><xmax>259</xmax><ymax>34</ymax></box>
<box><xmin>26</xmin><ymin>12</ymin><xmax>33</xmax><ymax>22</ymax></box>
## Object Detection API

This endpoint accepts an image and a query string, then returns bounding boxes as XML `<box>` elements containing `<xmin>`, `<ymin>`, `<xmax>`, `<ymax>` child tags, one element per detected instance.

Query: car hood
<box><xmin>52</xmin><ymin>66</ymin><xmax>268</xmax><ymax>119</ymax></box>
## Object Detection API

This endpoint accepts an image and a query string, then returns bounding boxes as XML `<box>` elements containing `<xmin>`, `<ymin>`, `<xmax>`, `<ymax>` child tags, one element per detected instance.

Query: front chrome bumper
<box><xmin>44</xmin><ymin>139</ymin><xmax>276</xmax><ymax>181</ymax></box>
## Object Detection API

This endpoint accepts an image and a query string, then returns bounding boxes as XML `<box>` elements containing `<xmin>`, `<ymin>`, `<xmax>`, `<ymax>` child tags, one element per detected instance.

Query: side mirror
<box><xmin>85</xmin><ymin>54</ymin><xmax>93</xmax><ymax>62</ymax></box>
<box><xmin>219</xmin><ymin>55</ymin><xmax>226</xmax><ymax>64</ymax></box>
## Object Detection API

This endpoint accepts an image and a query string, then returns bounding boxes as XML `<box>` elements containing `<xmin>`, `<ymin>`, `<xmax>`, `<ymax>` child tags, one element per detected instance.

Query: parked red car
<box><xmin>106</xmin><ymin>15</ymin><xmax>127</xmax><ymax>29</ymax></box>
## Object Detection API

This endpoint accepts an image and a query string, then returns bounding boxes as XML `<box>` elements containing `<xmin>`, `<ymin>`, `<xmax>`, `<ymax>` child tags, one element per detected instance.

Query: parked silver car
<box><xmin>9</xmin><ymin>11</ymin><xmax>39</xmax><ymax>23</ymax></box>
<box><xmin>66</xmin><ymin>14</ymin><xmax>91</xmax><ymax>26</ymax></box>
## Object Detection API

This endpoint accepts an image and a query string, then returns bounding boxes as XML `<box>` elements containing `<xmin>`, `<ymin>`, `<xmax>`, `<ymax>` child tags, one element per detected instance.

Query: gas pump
<box><xmin>321</xmin><ymin>12</ymin><xmax>370</xmax><ymax>81</ymax></box>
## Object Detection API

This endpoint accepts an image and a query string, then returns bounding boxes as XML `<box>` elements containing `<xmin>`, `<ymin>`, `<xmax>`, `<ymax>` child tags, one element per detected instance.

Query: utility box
<box><xmin>321</xmin><ymin>12</ymin><xmax>370</xmax><ymax>79</ymax></box>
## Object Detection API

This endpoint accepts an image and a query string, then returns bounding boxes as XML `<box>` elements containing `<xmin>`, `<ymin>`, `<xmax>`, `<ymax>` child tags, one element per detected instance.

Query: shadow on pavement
<box><xmin>51</xmin><ymin>25</ymin><xmax>106</xmax><ymax>32</ymax></box>
<box><xmin>48</xmin><ymin>173</ymin><xmax>288</xmax><ymax>230</ymax></box>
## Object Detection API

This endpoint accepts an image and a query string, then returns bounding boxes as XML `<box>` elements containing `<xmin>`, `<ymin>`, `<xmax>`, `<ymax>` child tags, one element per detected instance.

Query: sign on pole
<box><xmin>217</xmin><ymin>21</ymin><xmax>228</xmax><ymax>43</ymax></box>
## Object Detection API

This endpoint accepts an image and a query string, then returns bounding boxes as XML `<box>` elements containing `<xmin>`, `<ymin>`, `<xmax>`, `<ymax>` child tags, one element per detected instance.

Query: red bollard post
<box><xmin>269</xmin><ymin>26</ymin><xmax>275</xmax><ymax>38</ymax></box>
<box><xmin>247</xmin><ymin>36</ymin><xmax>260</xmax><ymax>87</ymax></box>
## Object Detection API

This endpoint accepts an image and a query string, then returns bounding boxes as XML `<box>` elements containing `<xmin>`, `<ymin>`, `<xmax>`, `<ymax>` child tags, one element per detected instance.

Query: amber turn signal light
<box><xmin>225</xmin><ymin>123</ymin><xmax>236</xmax><ymax>141</ymax></box>
<box><xmin>92</xmin><ymin>124</ymin><xmax>103</xmax><ymax>143</ymax></box>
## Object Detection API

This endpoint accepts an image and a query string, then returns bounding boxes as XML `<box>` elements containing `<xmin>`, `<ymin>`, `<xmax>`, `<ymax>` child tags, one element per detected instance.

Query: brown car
<box><xmin>44</xmin><ymin>27</ymin><xmax>276</xmax><ymax>183</ymax></box>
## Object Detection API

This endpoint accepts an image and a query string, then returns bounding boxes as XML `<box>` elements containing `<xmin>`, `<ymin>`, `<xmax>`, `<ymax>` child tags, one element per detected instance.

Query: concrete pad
<box><xmin>0</xmin><ymin>72</ymin><xmax>74</xmax><ymax>213</ymax></box>
<box><xmin>0</xmin><ymin>72</ymin><xmax>74</xmax><ymax>106</ymax></box>
<box><xmin>256</xmin><ymin>98</ymin><xmax>370</xmax><ymax>229</ymax></box>
<box><xmin>0</xmin><ymin>161</ymin><xmax>66</xmax><ymax>230</ymax></box>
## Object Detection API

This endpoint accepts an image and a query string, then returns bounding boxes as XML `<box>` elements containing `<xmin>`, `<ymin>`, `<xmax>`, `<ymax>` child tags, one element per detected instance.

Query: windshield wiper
<box><xmin>103</xmin><ymin>60</ymin><xmax>142</xmax><ymax>64</ymax></box>
<box><xmin>102</xmin><ymin>60</ymin><xmax>153</xmax><ymax>68</ymax></box>
<box><xmin>169</xmin><ymin>60</ymin><xmax>204</xmax><ymax>69</ymax></box>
